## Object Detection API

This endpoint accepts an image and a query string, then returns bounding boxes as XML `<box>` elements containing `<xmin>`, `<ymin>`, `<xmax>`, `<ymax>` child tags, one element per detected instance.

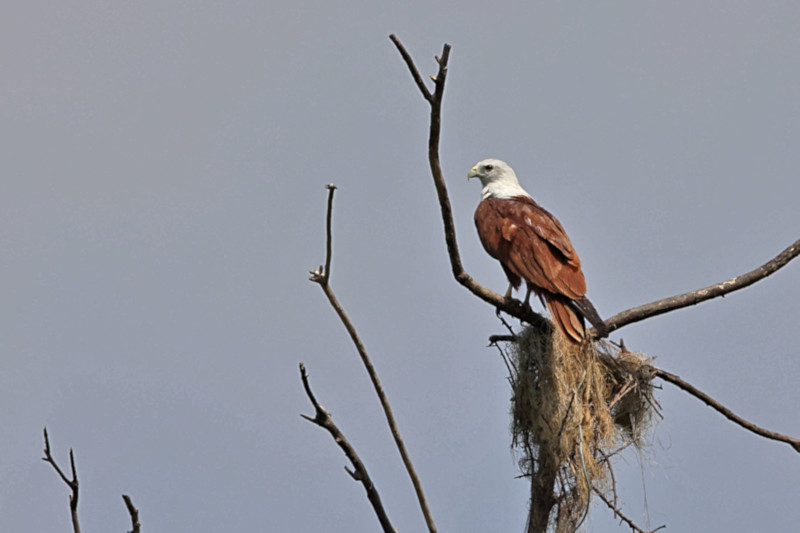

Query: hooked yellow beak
<box><xmin>467</xmin><ymin>166</ymin><xmax>479</xmax><ymax>180</ymax></box>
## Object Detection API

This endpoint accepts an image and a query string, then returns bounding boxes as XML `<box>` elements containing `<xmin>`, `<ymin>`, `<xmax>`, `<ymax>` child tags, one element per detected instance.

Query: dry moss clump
<box><xmin>509</xmin><ymin>326</ymin><xmax>657</xmax><ymax>532</ymax></box>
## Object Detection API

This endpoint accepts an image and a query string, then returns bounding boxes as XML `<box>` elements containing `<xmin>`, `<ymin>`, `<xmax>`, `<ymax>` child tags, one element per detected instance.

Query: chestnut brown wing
<box><xmin>476</xmin><ymin>196</ymin><xmax>586</xmax><ymax>300</ymax></box>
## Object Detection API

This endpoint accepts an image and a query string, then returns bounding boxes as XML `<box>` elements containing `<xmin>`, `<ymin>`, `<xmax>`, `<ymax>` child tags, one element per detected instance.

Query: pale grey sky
<box><xmin>2</xmin><ymin>2</ymin><xmax>799</xmax><ymax>532</ymax></box>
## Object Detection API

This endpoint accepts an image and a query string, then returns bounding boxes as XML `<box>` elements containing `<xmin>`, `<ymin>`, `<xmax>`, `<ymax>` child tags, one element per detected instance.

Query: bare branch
<box><xmin>323</xmin><ymin>184</ymin><xmax>336</xmax><ymax>283</ymax></box>
<box><xmin>390</xmin><ymin>35</ymin><xmax>553</xmax><ymax>335</ymax></box>
<box><xmin>594</xmin><ymin>488</ymin><xmax>666</xmax><ymax>533</ymax></box>
<box><xmin>308</xmin><ymin>187</ymin><xmax>437</xmax><ymax>532</ymax></box>
<box><xmin>299</xmin><ymin>363</ymin><xmax>395</xmax><ymax>533</ymax></box>
<box><xmin>597</xmin><ymin>449</ymin><xmax>619</xmax><ymax>516</ymax></box>
<box><xmin>604</xmin><ymin>238</ymin><xmax>800</xmax><ymax>334</ymax></box>
<box><xmin>655</xmin><ymin>367</ymin><xmax>800</xmax><ymax>453</ymax></box>
<box><xmin>42</xmin><ymin>428</ymin><xmax>81</xmax><ymax>533</ymax></box>
<box><xmin>122</xmin><ymin>495</ymin><xmax>141</xmax><ymax>533</ymax></box>
<box><xmin>309</xmin><ymin>184</ymin><xmax>337</xmax><ymax>286</ymax></box>
<box><xmin>489</xmin><ymin>334</ymin><xmax>518</xmax><ymax>344</ymax></box>
<box><xmin>389</xmin><ymin>34</ymin><xmax>432</xmax><ymax>102</ymax></box>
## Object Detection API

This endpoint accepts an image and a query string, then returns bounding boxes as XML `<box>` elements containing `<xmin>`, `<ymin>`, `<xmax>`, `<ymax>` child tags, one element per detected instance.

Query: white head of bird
<box><xmin>467</xmin><ymin>159</ymin><xmax>532</xmax><ymax>200</ymax></box>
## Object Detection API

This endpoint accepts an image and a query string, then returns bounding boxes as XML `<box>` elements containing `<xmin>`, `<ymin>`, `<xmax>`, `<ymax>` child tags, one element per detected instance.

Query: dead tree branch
<box><xmin>308</xmin><ymin>184</ymin><xmax>437</xmax><ymax>532</ymax></box>
<box><xmin>299</xmin><ymin>363</ymin><xmax>395</xmax><ymax>532</ymax></box>
<box><xmin>389</xmin><ymin>34</ymin><xmax>551</xmax><ymax>335</ymax></box>
<box><xmin>594</xmin><ymin>489</ymin><xmax>666</xmax><ymax>533</ymax></box>
<box><xmin>604</xmin><ymin>238</ymin><xmax>800</xmax><ymax>334</ymax></box>
<box><xmin>42</xmin><ymin>428</ymin><xmax>81</xmax><ymax>533</ymax></box>
<box><xmin>655</xmin><ymin>367</ymin><xmax>800</xmax><ymax>453</ymax></box>
<box><xmin>122</xmin><ymin>495</ymin><xmax>141</xmax><ymax>533</ymax></box>
<box><xmin>390</xmin><ymin>34</ymin><xmax>800</xmax><ymax>340</ymax></box>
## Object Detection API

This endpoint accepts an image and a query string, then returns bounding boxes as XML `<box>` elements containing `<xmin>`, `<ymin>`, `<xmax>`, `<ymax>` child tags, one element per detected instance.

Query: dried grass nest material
<box><xmin>508</xmin><ymin>326</ymin><xmax>658</xmax><ymax>533</ymax></box>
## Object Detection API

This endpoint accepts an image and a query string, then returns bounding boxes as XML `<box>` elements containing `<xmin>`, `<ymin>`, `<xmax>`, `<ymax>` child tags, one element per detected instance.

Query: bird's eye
<box><xmin>485</xmin><ymin>164</ymin><xmax>494</xmax><ymax>171</ymax></box>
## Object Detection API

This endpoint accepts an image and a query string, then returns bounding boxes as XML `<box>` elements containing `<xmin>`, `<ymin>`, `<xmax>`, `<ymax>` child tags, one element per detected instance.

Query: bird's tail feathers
<box><xmin>546</xmin><ymin>296</ymin><xmax>585</xmax><ymax>344</ymax></box>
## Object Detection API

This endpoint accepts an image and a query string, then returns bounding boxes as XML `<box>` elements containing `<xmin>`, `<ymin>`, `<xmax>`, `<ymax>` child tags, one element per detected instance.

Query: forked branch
<box><xmin>307</xmin><ymin>185</ymin><xmax>437</xmax><ymax>532</ymax></box>
<box><xmin>389</xmin><ymin>34</ymin><xmax>800</xmax><ymax>338</ymax></box>
<box><xmin>390</xmin><ymin>34</ymin><xmax>551</xmax><ymax>334</ymax></box>
<box><xmin>42</xmin><ymin>428</ymin><xmax>81</xmax><ymax>533</ymax></box>
<box><xmin>299</xmin><ymin>363</ymin><xmax>394</xmax><ymax>532</ymax></box>
<box><xmin>43</xmin><ymin>429</ymin><xmax>143</xmax><ymax>532</ymax></box>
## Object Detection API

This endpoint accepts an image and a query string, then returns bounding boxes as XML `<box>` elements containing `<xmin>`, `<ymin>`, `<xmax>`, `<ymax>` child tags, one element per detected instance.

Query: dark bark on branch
<box><xmin>41</xmin><ymin>428</ymin><xmax>81</xmax><ymax>533</ymax></box>
<box><xmin>389</xmin><ymin>34</ymin><xmax>552</xmax><ymax>336</ymax></box>
<box><xmin>308</xmin><ymin>184</ymin><xmax>437</xmax><ymax>532</ymax></box>
<box><xmin>603</xmin><ymin>238</ymin><xmax>800</xmax><ymax>334</ymax></box>
<box><xmin>122</xmin><ymin>495</ymin><xmax>141</xmax><ymax>533</ymax></box>
<box><xmin>390</xmin><ymin>34</ymin><xmax>800</xmax><ymax>340</ymax></box>
<box><xmin>655</xmin><ymin>368</ymin><xmax>800</xmax><ymax>453</ymax></box>
<box><xmin>594</xmin><ymin>489</ymin><xmax>666</xmax><ymax>533</ymax></box>
<box><xmin>299</xmin><ymin>363</ymin><xmax>395</xmax><ymax>533</ymax></box>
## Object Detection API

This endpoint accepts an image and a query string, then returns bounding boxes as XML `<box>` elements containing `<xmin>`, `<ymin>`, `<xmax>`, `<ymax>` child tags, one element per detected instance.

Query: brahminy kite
<box><xmin>468</xmin><ymin>159</ymin><xmax>605</xmax><ymax>343</ymax></box>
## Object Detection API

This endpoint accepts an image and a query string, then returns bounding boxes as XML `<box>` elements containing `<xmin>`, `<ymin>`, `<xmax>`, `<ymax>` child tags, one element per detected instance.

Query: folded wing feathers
<box><xmin>478</xmin><ymin>196</ymin><xmax>587</xmax><ymax>300</ymax></box>
<box><xmin>475</xmin><ymin>193</ymin><xmax>600</xmax><ymax>344</ymax></box>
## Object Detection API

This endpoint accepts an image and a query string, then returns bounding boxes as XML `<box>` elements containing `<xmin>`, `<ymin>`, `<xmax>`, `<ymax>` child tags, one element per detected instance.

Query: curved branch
<box><xmin>309</xmin><ymin>185</ymin><xmax>438</xmax><ymax>533</ymax></box>
<box><xmin>655</xmin><ymin>367</ymin><xmax>800</xmax><ymax>453</ymax></box>
<box><xmin>604</xmin><ymin>238</ymin><xmax>800</xmax><ymax>334</ymax></box>
<box><xmin>299</xmin><ymin>363</ymin><xmax>395</xmax><ymax>532</ymax></box>
<box><xmin>390</xmin><ymin>35</ymin><xmax>551</xmax><ymax>334</ymax></box>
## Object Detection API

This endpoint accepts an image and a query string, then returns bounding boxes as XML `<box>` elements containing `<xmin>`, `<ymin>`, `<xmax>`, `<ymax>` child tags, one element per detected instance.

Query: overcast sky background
<box><xmin>2</xmin><ymin>2</ymin><xmax>799</xmax><ymax>532</ymax></box>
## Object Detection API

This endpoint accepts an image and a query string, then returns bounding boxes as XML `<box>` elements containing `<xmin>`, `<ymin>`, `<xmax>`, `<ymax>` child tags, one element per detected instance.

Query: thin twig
<box><xmin>597</xmin><ymin>449</ymin><xmax>619</xmax><ymax>516</ymax></box>
<box><xmin>323</xmin><ymin>184</ymin><xmax>336</xmax><ymax>283</ymax></box>
<box><xmin>42</xmin><ymin>428</ymin><xmax>81</xmax><ymax>533</ymax></box>
<box><xmin>493</xmin><ymin>342</ymin><xmax>517</xmax><ymax>388</ymax></box>
<box><xmin>299</xmin><ymin>363</ymin><xmax>395</xmax><ymax>532</ymax></box>
<box><xmin>603</xmin><ymin>238</ymin><xmax>800</xmax><ymax>334</ymax></box>
<box><xmin>308</xmin><ymin>187</ymin><xmax>437</xmax><ymax>532</ymax></box>
<box><xmin>309</xmin><ymin>184</ymin><xmax>337</xmax><ymax>286</ymax></box>
<box><xmin>389</xmin><ymin>35</ymin><xmax>432</xmax><ymax>102</ymax></box>
<box><xmin>489</xmin><ymin>334</ymin><xmax>518</xmax><ymax>344</ymax></box>
<box><xmin>594</xmin><ymin>489</ymin><xmax>666</xmax><ymax>533</ymax></box>
<box><xmin>122</xmin><ymin>495</ymin><xmax>141</xmax><ymax>533</ymax></box>
<box><xmin>654</xmin><ymin>367</ymin><xmax>800</xmax><ymax>453</ymax></box>
<box><xmin>573</xmin><ymin>425</ymin><xmax>590</xmax><ymax>533</ymax></box>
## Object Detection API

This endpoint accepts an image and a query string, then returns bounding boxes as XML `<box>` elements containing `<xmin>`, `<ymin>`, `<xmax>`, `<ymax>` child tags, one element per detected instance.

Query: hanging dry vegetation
<box><xmin>508</xmin><ymin>327</ymin><xmax>658</xmax><ymax>532</ymax></box>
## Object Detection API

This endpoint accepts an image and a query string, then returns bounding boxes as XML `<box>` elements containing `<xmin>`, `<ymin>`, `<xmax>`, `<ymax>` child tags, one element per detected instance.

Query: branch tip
<box><xmin>606</xmin><ymin>237</ymin><xmax>800</xmax><ymax>334</ymax></box>
<box><xmin>656</xmin><ymin>368</ymin><xmax>800</xmax><ymax>453</ymax></box>
<box><xmin>298</xmin><ymin>362</ymin><xmax>396</xmax><ymax>532</ymax></box>
<box><xmin>122</xmin><ymin>494</ymin><xmax>141</xmax><ymax>533</ymax></box>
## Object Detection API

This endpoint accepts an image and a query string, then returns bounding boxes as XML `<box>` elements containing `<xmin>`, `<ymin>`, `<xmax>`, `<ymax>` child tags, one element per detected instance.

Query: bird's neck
<box><xmin>481</xmin><ymin>181</ymin><xmax>532</xmax><ymax>200</ymax></box>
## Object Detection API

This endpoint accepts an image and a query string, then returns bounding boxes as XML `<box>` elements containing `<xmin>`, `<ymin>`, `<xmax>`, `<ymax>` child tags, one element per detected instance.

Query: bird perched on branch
<box><xmin>468</xmin><ymin>159</ymin><xmax>605</xmax><ymax>343</ymax></box>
